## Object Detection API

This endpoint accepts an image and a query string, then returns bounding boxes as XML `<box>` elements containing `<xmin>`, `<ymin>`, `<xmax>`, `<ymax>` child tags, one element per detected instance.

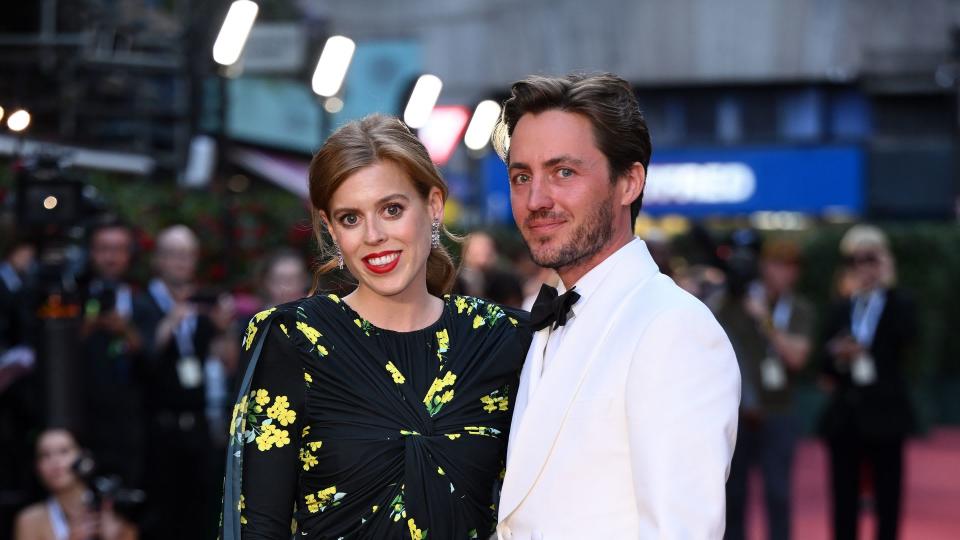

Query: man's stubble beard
<box><xmin>524</xmin><ymin>192</ymin><xmax>615</xmax><ymax>271</ymax></box>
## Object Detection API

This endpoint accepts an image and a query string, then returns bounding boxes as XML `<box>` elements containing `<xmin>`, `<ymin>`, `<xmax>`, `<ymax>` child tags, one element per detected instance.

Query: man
<box><xmin>494</xmin><ymin>74</ymin><xmax>741</xmax><ymax>539</ymax></box>
<box><xmin>78</xmin><ymin>216</ymin><xmax>147</xmax><ymax>489</ymax></box>
<box><xmin>710</xmin><ymin>238</ymin><xmax>815</xmax><ymax>540</ymax></box>
<box><xmin>134</xmin><ymin>225</ymin><xmax>232</xmax><ymax>540</ymax></box>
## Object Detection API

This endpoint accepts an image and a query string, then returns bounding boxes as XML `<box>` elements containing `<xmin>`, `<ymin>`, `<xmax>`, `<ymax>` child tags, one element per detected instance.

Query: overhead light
<box><xmin>212</xmin><ymin>0</ymin><xmax>260</xmax><ymax>66</ymax></box>
<box><xmin>312</xmin><ymin>36</ymin><xmax>355</xmax><ymax>97</ymax></box>
<box><xmin>0</xmin><ymin>106</ymin><xmax>5</xmax><ymax>123</ymax></box>
<box><xmin>403</xmin><ymin>74</ymin><xmax>442</xmax><ymax>129</ymax></box>
<box><xmin>7</xmin><ymin>109</ymin><xmax>31</xmax><ymax>132</ymax></box>
<box><xmin>463</xmin><ymin>100</ymin><xmax>501</xmax><ymax>151</ymax></box>
<box><xmin>418</xmin><ymin>105</ymin><xmax>470</xmax><ymax>166</ymax></box>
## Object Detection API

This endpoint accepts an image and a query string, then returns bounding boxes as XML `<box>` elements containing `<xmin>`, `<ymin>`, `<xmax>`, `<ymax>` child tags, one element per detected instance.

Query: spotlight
<box><xmin>212</xmin><ymin>0</ymin><xmax>259</xmax><ymax>66</ymax></box>
<box><xmin>403</xmin><ymin>75</ymin><xmax>442</xmax><ymax>129</ymax></box>
<box><xmin>311</xmin><ymin>36</ymin><xmax>355</xmax><ymax>97</ymax></box>
<box><xmin>464</xmin><ymin>100</ymin><xmax>501</xmax><ymax>151</ymax></box>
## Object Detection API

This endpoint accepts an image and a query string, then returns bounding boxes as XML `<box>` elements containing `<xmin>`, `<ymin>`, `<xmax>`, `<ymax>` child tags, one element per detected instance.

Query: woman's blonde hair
<box><xmin>839</xmin><ymin>224</ymin><xmax>896</xmax><ymax>287</ymax></box>
<box><xmin>307</xmin><ymin>114</ymin><xmax>457</xmax><ymax>296</ymax></box>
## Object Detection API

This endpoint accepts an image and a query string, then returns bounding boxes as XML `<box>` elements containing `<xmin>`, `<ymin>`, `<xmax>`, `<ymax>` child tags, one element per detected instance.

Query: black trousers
<box><xmin>827</xmin><ymin>435</ymin><xmax>904</xmax><ymax>540</ymax></box>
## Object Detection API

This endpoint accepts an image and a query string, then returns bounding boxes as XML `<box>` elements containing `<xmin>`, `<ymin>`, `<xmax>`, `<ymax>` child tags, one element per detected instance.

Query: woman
<box><xmin>819</xmin><ymin>225</ymin><xmax>916</xmax><ymax>540</ymax></box>
<box><xmin>14</xmin><ymin>428</ymin><xmax>137</xmax><ymax>540</ymax></box>
<box><xmin>222</xmin><ymin>115</ymin><xmax>530</xmax><ymax>539</ymax></box>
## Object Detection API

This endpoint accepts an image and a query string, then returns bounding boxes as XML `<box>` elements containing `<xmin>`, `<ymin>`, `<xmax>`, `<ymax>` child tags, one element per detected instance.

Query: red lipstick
<box><xmin>362</xmin><ymin>250</ymin><xmax>401</xmax><ymax>274</ymax></box>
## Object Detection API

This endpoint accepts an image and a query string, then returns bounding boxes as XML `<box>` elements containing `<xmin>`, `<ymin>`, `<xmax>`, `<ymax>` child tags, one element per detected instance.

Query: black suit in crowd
<box><xmin>133</xmin><ymin>289</ymin><xmax>217</xmax><ymax>540</ymax></box>
<box><xmin>819</xmin><ymin>287</ymin><xmax>917</xmax><ymax>540</ymax></box>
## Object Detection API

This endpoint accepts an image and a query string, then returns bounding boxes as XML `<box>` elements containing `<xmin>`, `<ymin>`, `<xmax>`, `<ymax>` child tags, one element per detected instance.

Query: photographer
<box><xmin>132</xmin><ymin>225</ymin><xmax>233</xmax><ymax>540</ymax></box>
<box><xmin>709</xmin><ymin>236</ymin><xmax>815</xmax><ymax>540</ymax></box>
<box><xmin>13</xmin><ymin>428</ymin><xmax>137</xmax><ymax>540</ymax></box>
<box><xmin>77</xmin><ymin>217</ymin><xmax>145</xmax><ymax>491</ymax></box>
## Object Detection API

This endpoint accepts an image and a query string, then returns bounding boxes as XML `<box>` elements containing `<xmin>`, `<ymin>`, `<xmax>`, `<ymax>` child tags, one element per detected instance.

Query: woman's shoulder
<box><xmin>14</xmin><ymin>502</ymin><xmax>50</xmax><ymax>539</ymax></box>
<box><xmin>445</xmin><ymin>294</ymin><xmax>530</xmax><ymax>334</ymax></box>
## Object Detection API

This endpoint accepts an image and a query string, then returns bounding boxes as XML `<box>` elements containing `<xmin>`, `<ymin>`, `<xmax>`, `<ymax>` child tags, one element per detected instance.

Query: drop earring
<box><xmin>431</xmin><ymin>219</ymin><xmax>441</xmax><ymax>249</ymax></box>
<box><xmin>334</xmin><ymin>242</ymin><xmax>344</xmax><ymax>270</ymax></box>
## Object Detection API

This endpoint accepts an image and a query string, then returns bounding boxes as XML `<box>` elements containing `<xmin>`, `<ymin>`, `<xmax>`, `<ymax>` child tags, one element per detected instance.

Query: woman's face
<box><xmin>264</xmin><ymin>258</ymin><xmax>309</xmax><ymax>305</ymax></box>
<box><xmin>36</xmin><ymin>430</ymin><xmax>81</xmax><ymax>493</ymax></box>
<box><xmin>325</xmin><ymin>160</ymin><xmax>442</xmax><ymax>299</ymax></box>
<box><xmin>847</xmin><ymin>248</ymin><xmax>885</xmax><ymax>291</ymax></box>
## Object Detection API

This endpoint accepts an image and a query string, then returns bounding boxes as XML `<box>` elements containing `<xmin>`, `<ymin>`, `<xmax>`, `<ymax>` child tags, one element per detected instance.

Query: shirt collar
<box><xmin>557</xmin><ymin>237</ymin><xmax>642</xmax><ymax>314</ymax></box>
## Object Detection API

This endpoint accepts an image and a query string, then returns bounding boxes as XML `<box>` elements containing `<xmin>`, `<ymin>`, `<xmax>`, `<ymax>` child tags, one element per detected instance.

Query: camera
<box><xmin>72</xmin><ymin>451</ymin><xmax>146</xmax><ymax>523</ymax></box>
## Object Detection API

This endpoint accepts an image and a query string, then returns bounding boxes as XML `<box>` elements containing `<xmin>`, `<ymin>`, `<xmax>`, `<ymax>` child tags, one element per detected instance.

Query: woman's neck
<box><xmin>54</xmin><ymin>483</ymin><xmax>87</xmax><ymax>517</ymax></box>
<box><xmin>346</xmin><ymin>283</ymin><xmax>443</xmax><ymax>332</ymax></box>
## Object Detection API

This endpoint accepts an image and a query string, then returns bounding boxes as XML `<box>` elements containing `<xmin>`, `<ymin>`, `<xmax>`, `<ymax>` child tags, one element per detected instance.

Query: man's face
<box><xmin>90</xmin><ymin>227</ymin><xmax>133</xmax><ymax>282</ymax></box>
<box><xmin>761</xmin><ymin>259</ymin><xmax>799</xmax><ymax>296</ymax></box>
<box><xmin>507</xmin><ymin>110</ymin><xmax>617</xmax><ymax>271</ymax></box>
<box><xmin>155</xmin><ymin>239</ymin><xmax>198</xmax><ymax>287</ymax></box>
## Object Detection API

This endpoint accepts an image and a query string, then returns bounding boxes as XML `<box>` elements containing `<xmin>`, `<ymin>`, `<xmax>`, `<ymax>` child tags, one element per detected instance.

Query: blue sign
<box><xmin>644</xmin><ymin>145</ymin><xmax>864</xmax><ymax>217</ymax></box>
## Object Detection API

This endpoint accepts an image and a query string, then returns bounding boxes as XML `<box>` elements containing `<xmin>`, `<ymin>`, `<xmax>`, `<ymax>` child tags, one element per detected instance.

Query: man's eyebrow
<box><xmin>543</xmin><ymin>155</ymin><xmax>584</xmax><ymax>168</ymax></box>
<box><xmin>508</xmin><ymin>161</ymin><xmax>530</xmax><ymax>171</ymax></box>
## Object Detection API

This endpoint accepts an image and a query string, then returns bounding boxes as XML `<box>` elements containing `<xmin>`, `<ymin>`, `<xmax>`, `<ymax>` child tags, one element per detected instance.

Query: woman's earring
<box><xmin>334</xmin><ymin>243</ymin><xmax>344</xmax><ymax>270</ymax></box>
<box><xmin>431</xmin><ymin>219</ymin><xmax>441</xmax><ymax>249</ymax></box>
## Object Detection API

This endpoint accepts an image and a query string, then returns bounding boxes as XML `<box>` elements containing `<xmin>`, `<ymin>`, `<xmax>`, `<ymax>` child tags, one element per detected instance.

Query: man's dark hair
<box><xmin>88</xmin><ymin>214</ymin><xmax>134</xmax><ymax>244</ymax></box>
<box><xmin>492</xmin><ymin>73</ymin><xmax>652</xmax><ymax>223</ymax></box>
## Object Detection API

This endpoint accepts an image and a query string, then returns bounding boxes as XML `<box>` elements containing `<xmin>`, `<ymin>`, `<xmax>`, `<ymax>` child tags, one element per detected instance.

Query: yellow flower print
<box><xmin>445</xmin><ymin>433</ymin><xmax>461</xmax><ymax>440</ymax></box>
<box><xmin>279</xmin><ymin>323</ymin><xmax>289</xmax><ymax>336</ymax></box>
<box><xmin>435</xmin><ymin>329</ymin><xmax>450</xmax><ymax>362</ymax></box>
<box><xmin>272</xmin><ymin>428</ymin><xmax>291</xmax><ymax>448</ymax></box>
<box><xmin>437</xmin><ymin>466</ymin><xmax>445</xmax><ymax>475</ymax></box>
<box><xmin>408</xmin><ymin>518</ymin><xmax>425</xmax><ymax>540</ymax></box>
<box><xmin>302</xmin><ymin>425</ymin><xmax>310</xmax><ymax>437</ymax></box>
<box><xmin>454</xmin><ymin>296</ymin><xmax>469</xmax><ymax>314</ymax></box>
<box><xmin>327</xmin><ymin>293</ymin><xmax>340</xmax><ymax>303</ymax></box>
<box><xmin>253</xmin><ymin>389</ymin><xmax>270</xmax><ymax>406</ymax></box>
<box><xmin>385</xmin><ymin>361</ymin><xmax>406</xmax><ymax>384</ymax></box>
<box><xmin>372</xmin><ymin>505</ymin><xmax>379</xmax><ymax>513</ymax></box>
<box><xmin>304</xmin><ymin>486</ymin><xmax>345</xmax><ymax>513</ymax></box>
<box><xmin>480</xmin><ymin>390</ymin><xmax>509</xmax><ymax>413</ymax></box>
<box><xmin>266</xmin><ymin>395</ymin><xmax>297</xmax><ymax>426</ymax></box>
<box><xmin>296</xmin><ymin>321</ymin><xmax>321</xmax><ymax>345</ymax></box>
<box><xmin>239</xmin><ymin>494</ymin><xmax>247</xmax><ymax>525</ymax></box>
<box><xmin>308</xmin><ymin>441</ymin><xmax>322</xmax><ymax>451</ymax></box>
<box><xmin>424</xmin><ymin>371</ymin><xmax>457</xmax><ymax>415</ymax></box>
<box><xmin>465</xmin><ymin>426</ymin><xmax>502</xmax><ymax>438</ymax></box>
<box><xmin>304</xmin><ymin>372</ymin><xmax>313</xmax><ymax>384</ymax></box>
<box><xmin>508</xmin><ymin>317</ymin><xmax>518</xmax><ymax>326</ymax></box>
<box><xmin>473</xmin><ymin>315</ymin><xmax>484</xmax><ymax>329</ymax></box>
<box><xmin>299</xmin><ymin>448</ymin><xmax>318</xmax><ymax>471</ymax></box>
<box><xmin>242</xmin><ymin>308</ymin><xmax>277</xmax><ymax>350</ymax></box>
<box><xmin>255</xmin><ymin>423</ymin><xmax>291</xmax><ymax>451</ymax></box>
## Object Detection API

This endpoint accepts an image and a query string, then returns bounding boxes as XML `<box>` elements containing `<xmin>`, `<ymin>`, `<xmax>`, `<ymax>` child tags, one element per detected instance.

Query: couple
<box><xmin>222</xmin><ymin>73</ymin><xmax>740</xmax><ymax>540</ymax></box>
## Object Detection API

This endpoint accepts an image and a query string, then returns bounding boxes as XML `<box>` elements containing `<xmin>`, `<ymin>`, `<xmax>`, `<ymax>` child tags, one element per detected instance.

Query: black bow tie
<box><xmin>529</xmin><ymin>284</ymin><xmax>580</xmax><ymax>331</ymax></box>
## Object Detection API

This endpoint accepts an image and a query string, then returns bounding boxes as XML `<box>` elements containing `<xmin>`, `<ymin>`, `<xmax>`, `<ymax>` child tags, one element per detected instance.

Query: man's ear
<box><xmin>427</xmin><ymin>187</ymin><xmax>444</xmax><ymax>223</ymax></box>
<box><xmin>620</xmin><ymin>162</ymin><xmax>645</xmax><ymax>209</ymax></box>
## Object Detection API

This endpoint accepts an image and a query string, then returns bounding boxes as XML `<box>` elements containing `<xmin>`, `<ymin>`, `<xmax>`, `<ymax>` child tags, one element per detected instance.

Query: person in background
<box><xmin>258</xmin><ymin>248</ymin><xmax>310</xmax><ymax>308</ymax></box>
<box><xmin>133</xmin><ymin>225</ymin><xmax>232</xmax><ymax>540</ymax></box>
<box><xmin>14</xmin><ymin>428</ymin><xmax>137</xmax><ymax>540</ymax></box>
<box><xmin>1</xmin><ymin>234</ymin><xmax>40</xmax><ymax>537</ymax></box>
<box><xmin>77</xmin><ymin>216</ymin><xmax>146</xmax><ymax>491</ymax></box>
<box><xmin>458</xmin><ymin>231</ymin><xmax>499</xmax><ymax>297</ymax></box>
<box><xmin>712</xmin><ymin>238</ymin><xmax>815</xmax><ymax>540</ymax></box>
<box><xmin>819</xmin><ymin>225</ymin><xmax>916</xmax><ymax>540</ymax></box>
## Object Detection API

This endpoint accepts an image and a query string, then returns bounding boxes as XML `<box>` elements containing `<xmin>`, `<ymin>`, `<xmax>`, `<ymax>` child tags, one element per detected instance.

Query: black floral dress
<box><xmin>221</xmin><ymin>293</ymin><xmax>530</xmax><ymax>540</ymax></box>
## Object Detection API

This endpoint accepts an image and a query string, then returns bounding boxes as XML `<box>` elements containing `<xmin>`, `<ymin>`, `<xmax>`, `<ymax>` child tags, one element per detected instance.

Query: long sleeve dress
<box><xmin>221</xmin><ymin>293</ymin><xmax>530</xmax><ymax>540</ymax></box>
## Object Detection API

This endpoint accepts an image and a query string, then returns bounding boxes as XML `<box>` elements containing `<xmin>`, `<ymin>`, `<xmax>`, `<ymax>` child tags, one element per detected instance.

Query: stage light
<box><xmin>312</xmin><ymin>36</ymin><xmax>355</xmax><ymax>97</ymax></box>
<box><xmin>419</xmin><ymin>105</ymin><xmax>470</xmax><ymax>166</ymax></box>
<box><xmin>464</xmin><ymin>100</ymin><xmax>501</xmax><ymax>151</ymax></box>
<box><xmin>43</xmin><ymin>196</ymin><xmax>58</xmax><ymax>210</ymax></box>
<box><xmin>0</xmin><ymin>106</ymin><xmax>5</xmax><ymax>123</ymax></box>
<box><xmin>7</xmin><ymin>109</ymin><xmax>31</xmax><ymax>132</ymax></box>
<box><xmin>403</xmin><ymin>75</ymin><xmax>442</xmax><ymax>129</ymax></box>
<box><xmin>212</xmin><ymin>0</ymin><xmax>259</xmax><ymax>66</ymax></box>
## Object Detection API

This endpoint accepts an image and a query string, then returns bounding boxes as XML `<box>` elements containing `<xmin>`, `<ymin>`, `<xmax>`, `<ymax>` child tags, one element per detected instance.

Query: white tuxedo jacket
<box><xmin>497</xmin><ymin>239</ymin><xmax>740</xmax><ymax>540</ymax></box>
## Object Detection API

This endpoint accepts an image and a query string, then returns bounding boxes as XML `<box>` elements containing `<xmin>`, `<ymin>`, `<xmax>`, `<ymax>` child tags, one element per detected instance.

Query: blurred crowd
<box><xmin>0</xmin><ymin>219</ymin><xmax>918</xmax><ymax>540</ymax></box>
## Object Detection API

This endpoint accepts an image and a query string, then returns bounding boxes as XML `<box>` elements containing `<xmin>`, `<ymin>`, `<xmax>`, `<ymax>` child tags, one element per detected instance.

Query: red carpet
<box><xmin>746</xmin><ymin>428</ymin><xmax>960</xmax><ymax>539</ymax></box>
